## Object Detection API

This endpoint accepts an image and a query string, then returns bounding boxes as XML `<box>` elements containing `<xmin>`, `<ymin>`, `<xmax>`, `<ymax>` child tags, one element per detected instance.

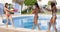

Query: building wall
<box><xmin>0</xmin><ymin>0</ymin><xmax>12</xmax><ymax>4</ymax></box>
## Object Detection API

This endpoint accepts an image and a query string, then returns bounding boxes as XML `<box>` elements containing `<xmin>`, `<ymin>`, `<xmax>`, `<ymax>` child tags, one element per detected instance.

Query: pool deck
<box><xmin>0</xmin><ymin>25</ymin><xmax>47</xmax><ymax>32</ymax></box>
<box><xmin>0</xmin><ymin>24</ymin><xmax>60</xmax><ymax>32</ymax></box>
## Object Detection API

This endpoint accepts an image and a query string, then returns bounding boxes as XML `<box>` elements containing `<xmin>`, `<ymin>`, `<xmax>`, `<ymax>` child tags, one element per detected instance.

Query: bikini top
<box><xmin>4</xmin><ymin>7</ymin><xmax>11</xmax><ymax>14</ymax></box>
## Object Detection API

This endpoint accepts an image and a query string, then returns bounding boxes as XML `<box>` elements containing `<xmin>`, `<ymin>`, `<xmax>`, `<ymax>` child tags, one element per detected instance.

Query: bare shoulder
<box><xmin>4</xmin><ymin>7</ymin><xmax>6</xmax><ymax>10</ymax></box>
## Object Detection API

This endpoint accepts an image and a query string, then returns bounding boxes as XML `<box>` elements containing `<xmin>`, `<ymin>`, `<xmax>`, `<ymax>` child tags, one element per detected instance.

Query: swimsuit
<box><xmin>4</xmin><ymin>7</ymin><xmax>11</xmax><ymax>17</ymax></box>
<box><xmin>6</xmin><ymin>14</ymin><xmax>10</xmax><ymax>17</ymax></box>
<box><xmin>50</xmin><ymin>13</ymin><xmax>57</xmax><ymax>25</ymax></box>
<box><xmin>52</xmin><ymin>13</ymin><xmax>56</xmax><ymax>16</ymax></box>
<box><xmin>34</xmin><ymin>15</ymin><xmax>38</xmax><ymax>24</ymax></box>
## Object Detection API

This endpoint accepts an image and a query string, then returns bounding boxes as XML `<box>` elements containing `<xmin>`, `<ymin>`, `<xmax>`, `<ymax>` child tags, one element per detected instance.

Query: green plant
<box><xmin>24</xmin><ymin>0</ymin><xmax>37</xmax><ymax>6</ymax></box>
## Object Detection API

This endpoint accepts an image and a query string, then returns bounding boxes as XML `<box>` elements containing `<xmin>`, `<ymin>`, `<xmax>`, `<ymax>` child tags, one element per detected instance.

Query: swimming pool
<box><xmin>3</xmin><ymin>15</ymin><xmax>60</xmax><ymax>30</ymax></box>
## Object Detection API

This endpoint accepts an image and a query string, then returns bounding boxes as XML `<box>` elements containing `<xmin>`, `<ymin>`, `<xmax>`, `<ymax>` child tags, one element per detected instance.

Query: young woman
<box><xmin>48</xmin><ymin>14</ymin><xmax>57</xmax><ymax>32</ymax></box>
<box><xmin>47</xmin><ymin>0</ymin><xmax>57</xmax><ymax>32</ymax></box>
<box><xmin>32</xmin><ymin>2</ymin><xmax>40</xmax><ymax>30</ymax></box>
<box><xmin>4</xmin><ymin>3</ymin><xmax>14</xmax><ymax>28</ymax></box>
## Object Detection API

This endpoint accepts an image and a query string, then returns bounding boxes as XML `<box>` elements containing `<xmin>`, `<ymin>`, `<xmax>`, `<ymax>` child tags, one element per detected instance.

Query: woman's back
<box><xmin>4</xmin><ymin>7</ymin><xmax>10</xmax><ymax>14</ymax></box>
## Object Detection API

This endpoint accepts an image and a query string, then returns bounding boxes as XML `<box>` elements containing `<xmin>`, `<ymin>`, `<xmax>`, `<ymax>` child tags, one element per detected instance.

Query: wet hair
<box><xmin>34</xmin><ymin>2</ymin><xmax>39</xmax><ymax>9</ymax></box>
<box><xmin>51</xmin><ymin>2</ymin><xmax>57</xmax><ymax>13</ymax></box>
<box><xmin>5</xmin><ymin>3</ymin><xmax>8</xmax><ymax>8</ymax></box>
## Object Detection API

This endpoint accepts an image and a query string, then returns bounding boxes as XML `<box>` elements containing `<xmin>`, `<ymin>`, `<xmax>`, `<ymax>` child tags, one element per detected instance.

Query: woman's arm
<box><xmin>10</xmin><ymin>8</ymin><xmax>14</xmax><ymax>12</ymax></box>
<box><xmin>4</xmin><ymin>7</ymin><xmax>10</xmax><ymax>12</ymax></box>
<box><xmin>4</xmin><ymin>7</ymin><xmax>6</xmax><ymax>12</ymax></box>
<box><xmin>32</xmin><ymin>10</ymin><xmax>36</xmax><ymax>14</ymax></box>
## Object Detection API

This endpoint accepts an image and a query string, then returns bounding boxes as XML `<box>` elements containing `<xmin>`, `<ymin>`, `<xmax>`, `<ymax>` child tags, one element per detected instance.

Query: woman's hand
<box><xmin>10</xmin><ymin>9</ymin><xmax>14</xmax><ymax>12</ymax></box>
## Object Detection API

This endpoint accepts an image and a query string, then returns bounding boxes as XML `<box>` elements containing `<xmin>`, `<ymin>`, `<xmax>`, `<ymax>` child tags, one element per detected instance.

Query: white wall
<box><xmin>0</xmin><ymin>0</ymin><xmax>12</xmax><ymax>4</ymax></box>
<box><xmin>37</xmin><ymin>0</ymin><xmax>60</xmax><ymax>6</ymax></box>
<box><xmin>56</xmin><ymin>0</ymin><xmax>60</xmax><ymax>6</ymax></box>
<box><xmin>0</xmin><ymin>0</ymin><xmax>60</xmax><ymax>5</ymax></box>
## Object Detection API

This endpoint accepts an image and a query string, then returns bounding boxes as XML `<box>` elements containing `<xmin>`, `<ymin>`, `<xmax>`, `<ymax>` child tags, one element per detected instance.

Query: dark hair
<box><xmin>5</xmin><ymin>3</ymin><xmax>8</xmax><ymax>8</ymax></box>
<box><xmin>34</xmin><ymin>2</ymin><xmax>39</xmax><ymax>9</ymax></box>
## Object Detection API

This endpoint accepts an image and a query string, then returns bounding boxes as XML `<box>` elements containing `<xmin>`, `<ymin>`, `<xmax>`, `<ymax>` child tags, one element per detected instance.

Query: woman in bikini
<box><xmin>47</xmin><ymin>0</ymin><xmax>57</xmax><ymax>32</ymax></box>
<box><xmin>4</xmin><ymin>3</ymin><xmax>14</xmax><ymax>28</ymax></box>
<box><xmin>32</xmin><ymin>2</ymin><xmax>40</xmax><ymax>30</ymax></box>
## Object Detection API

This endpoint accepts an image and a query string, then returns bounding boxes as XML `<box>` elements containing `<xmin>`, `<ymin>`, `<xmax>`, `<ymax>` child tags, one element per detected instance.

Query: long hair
<box><xmin>4</xmin><ymin>3</ymin><xmax>8</xmax><ymax>14</ymax></box>
<box><xmin>34</xmin><ymin>2</ymin><xmax>39</xmax><ymax>9</ymax></box>
<box><xmin>5</xmin><ymin>3</ymin><xmax>8</xmax><ymax>8</ymax></box>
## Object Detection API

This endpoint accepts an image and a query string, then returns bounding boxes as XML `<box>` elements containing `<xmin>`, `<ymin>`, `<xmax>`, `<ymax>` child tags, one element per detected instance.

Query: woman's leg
<box><xmin>53</xmin><ymin>18</ymin><xmax>57</xmax><ymax>32</ymax></box>
<box><xmin>37</xmin><ymin>23</ymin><xmax>40</xmax><ymax>30</ymax></box>
<box><xmin>6</xmin><ymin>15</ymin><xmax>9</xmax><ymax>28</ymax></box>
<box><xmin>47</xmin><ymin>22</ymin><xmax>51</xmax><ymax>32</ymax></box>
<box><xmin>32</xmin><ymin>23</ymin><xmax>35</xmax><ymax>30</ymax></box>
<box><xmin>53</xmin><ymin>23</ymin><xmax>57</xmax><ymax>32</ymax></box>
<box><xmin>33</xmin><ymin>19</ymin><xmax>40</xmax><ymax>30</ymax></box>
<box><xmin>32</xmin><ymin>17</ymin><xmax>37</xmax><ymax>30</ymax></box>
<box><xmin>9</xmin><ymin>15</ymin><xmax>14</xmax><ymax>27</ymax></box>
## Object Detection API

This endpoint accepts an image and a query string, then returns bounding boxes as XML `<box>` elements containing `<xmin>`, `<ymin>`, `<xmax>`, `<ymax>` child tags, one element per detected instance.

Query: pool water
<box><xmin>3</xmin><ymin>15</ymin><xmax>60</xmax><ymax>30</ymax></box>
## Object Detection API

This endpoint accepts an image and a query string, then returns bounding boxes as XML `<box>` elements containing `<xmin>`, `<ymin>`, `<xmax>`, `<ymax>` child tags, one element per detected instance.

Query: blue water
<box><xmin>3</xmin><ymin>16</ymin><xmax>60</xmax><ymax>30</ymax></box>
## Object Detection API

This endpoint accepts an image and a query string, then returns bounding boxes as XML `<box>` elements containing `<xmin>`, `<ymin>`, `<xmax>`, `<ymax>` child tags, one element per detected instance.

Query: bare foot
<box><xmin>6</xmin><ymin>25</ymin><xmax>8</xmax><ymax>28</ymax></box>
<box><xmin>12</xmin><ymin>25</ymin><xmax>15</xmax><ymax>28</ymax></box>
<box><xmin>47</xmin><ymin>30</ymin><xmax>50</xmax><ymax>32</ymax></box>
<box><xmin>32</xmin><ymin>25</ymin><xmax>34</xmax><ymax>30</ymax></box>
<box><xmin>32</xmin><ymin>27</ymin><xmax>35</xmax><ymax>30</ymax></box>
<box><xmin>38</xmin><ymin>28</ymin><xmax>41</xmax><ymax>30</ymax></box>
